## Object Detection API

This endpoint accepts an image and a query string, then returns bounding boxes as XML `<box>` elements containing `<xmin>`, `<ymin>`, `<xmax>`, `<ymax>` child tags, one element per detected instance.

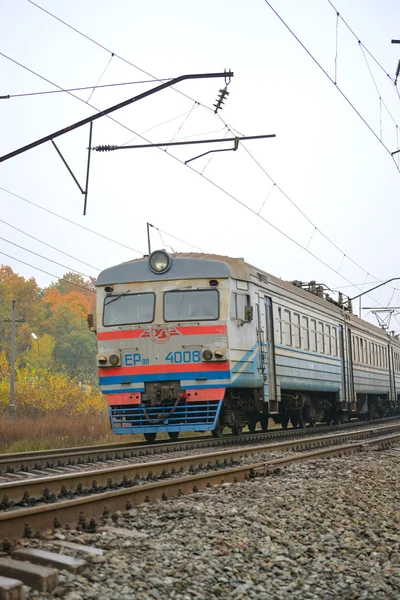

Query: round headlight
<box><xmin>149</xmin><ymin>251</ymin><xmax>170</xmax><ymax>273</ymax></box>
<box><xmin>109</xmin><ymin>354</ymin><xmax>120</xmax><ymax>366</ymax></box>
<box><xmin>202</xmin><ymin>349</ymin><xmax>213</xmax><ymax>361</ymax></box>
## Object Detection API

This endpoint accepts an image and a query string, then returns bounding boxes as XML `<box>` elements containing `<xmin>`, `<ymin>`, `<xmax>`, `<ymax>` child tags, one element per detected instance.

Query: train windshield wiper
<box><xmin>104</xmin><ymin>290</ymin><xmax>131</xmax><ymax>306</ymax></box>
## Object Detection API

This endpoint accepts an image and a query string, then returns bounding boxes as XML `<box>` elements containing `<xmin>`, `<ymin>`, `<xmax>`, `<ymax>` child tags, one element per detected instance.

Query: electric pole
<box><xmin>3</xmin><ymin>300</ymin><xmax>24</xmax><ymax>417</ymax></box>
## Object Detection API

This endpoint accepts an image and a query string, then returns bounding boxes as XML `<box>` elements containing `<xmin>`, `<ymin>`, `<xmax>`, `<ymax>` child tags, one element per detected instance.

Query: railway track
<box><xmin>1</xmin><ymin>419</ymin><xmax>400</xmax><ymax>541</ymax></box>
<box><xmin>1</xmin><ymin>414</ymin><xmax>399</xmax><ymax>476</ymax></box>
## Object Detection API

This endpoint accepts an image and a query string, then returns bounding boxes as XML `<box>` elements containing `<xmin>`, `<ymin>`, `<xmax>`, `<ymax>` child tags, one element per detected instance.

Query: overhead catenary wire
<box><xmin>0</xmin><ymin>57</ymin><xmax>393</xmax><ymax>309</ymax></box>
<box><xmin>121</xmin><ymin>103</ymin><xmax>200</xmax><ymax>147</ymax></box>
<box><xmin>221</xmin><ymin>120</ymin><xmax>400</xmax><ymax>294</ymax></box>
<box><xmin>326</xmin><ymin>0</ymin><xmax>398</xmax><ymax>84</ymax></box>
<box><xmin>0</xmin><ymin>186</ymin><xmax>144</xmax><ymax>255</ymax></box>
<box><xmin>4</xmin><ymin>10</ymin><xmax>397</xmax><ymax>310</ymax></box>
<box><xmin>10</xmin><ymin>21</ymin><xmax>395</xmax><ymax>281</ymax></box>
<box><xmin>263</xmin><ymin>0</ymin><xmax>400</xmax><ymax>173</ymax></box>
<box><xmin>20</xmin><ymin>0</ymin><xmax>397</xmax><ymax>297</ymax></box>
<box><xmin>2</xmin><ymin>78</ymin><xmax>173</xmax><ymax>99</ymax></box>
<box><xmin>0</xmin><ymin>251</ymin><xmax>95</xmax><ymax>293</ymax></box>
<box><xmin>86</xmin><ymin>53</ymin><xmax>114</xmax><ymax>104</ymax></box>
<box><xmin>26</xmin><ymin>0</ymin><xmax>216</xmax><ymax>114</ymax></box>
<box><xmin>149</xmin><ymin>224</ymin><xmax>207</xmax><ymax>253</ymax></box>
<box><xmin>0</xmin><ymin>235</ymin><xmax>94</xmax><ymax>278</ymax></box>
<box><xmin>0</xmin><ymin>217</ymin><xmax>100</xmax><ymax>271</ymax></box>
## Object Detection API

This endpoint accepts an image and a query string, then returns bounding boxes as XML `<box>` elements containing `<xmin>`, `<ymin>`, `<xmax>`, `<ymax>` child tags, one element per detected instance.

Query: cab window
<box><xmin>164</xmin><ymin>290</ymin><xmax>219</xmax><ymax>321</ymax></box>
<box><xmin>103</xmin><ymin>293</ymin><xmax>155</xmax><ymax>326</ymax></box>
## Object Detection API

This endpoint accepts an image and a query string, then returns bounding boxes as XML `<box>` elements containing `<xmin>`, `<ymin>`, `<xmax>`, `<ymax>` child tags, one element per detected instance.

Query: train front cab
<box><xmin>96</xmin><ymin>251</ymin><xmax>235</xmax><ymax>440</ymax></box>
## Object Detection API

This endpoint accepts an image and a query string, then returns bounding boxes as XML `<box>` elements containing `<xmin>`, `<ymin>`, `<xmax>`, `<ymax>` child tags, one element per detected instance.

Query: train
<box><xmin>91</xmin><ymin>250</ymin><xmax>400</xmax><ymax>441</ymax></box>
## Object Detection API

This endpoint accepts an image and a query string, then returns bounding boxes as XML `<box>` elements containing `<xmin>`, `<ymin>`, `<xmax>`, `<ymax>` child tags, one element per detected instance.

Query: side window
<box><xmin>332</xmin><ymin>327</ymin><xmax>338</xmax><ymax>356</ymax></box>
<box><xmin>325</xmin><ymin>324</ymin><xmax>331</xmax><ymax>355</ymax></box>
<box><xmin>360</xmin><ymin>338</ymin><xmax>364</xmax><ymax>363</ymax></box>
<box><xmin>317</xmin><ymin>322</ymin><xmax>324</xmax><ymax>354</ymax></box>
<box><xmin>302</xmin><ymin>316</ymin><xmax>309</xmax><ymax>350</ymax></box>
<box><xmin>231</xmin><ymin>293</ymin><xmax>250</xmax><ymax>321</ymax></box>
<box><xmin>284</xmin><ymin>309</ymin><xmax>292</xmax><ymax>346</ymax></box>
<box><xmin>277</xmin><ymin>307</ymin><xmax>283</xmax><ymax>344</ymax></box>
<box><xmin>355</xmin><ymin>336</ymin><xmax>360</xmax><ymax>362</ymax></box>
<box><xmin>293</xmin><ymin>313</ymin><xmax>301</xmax><ymax>348</ymax></box>
<box><xmin>310</xmin><ymin>319</ymin><xmax>317</xmax><ymax>352</ymax></box>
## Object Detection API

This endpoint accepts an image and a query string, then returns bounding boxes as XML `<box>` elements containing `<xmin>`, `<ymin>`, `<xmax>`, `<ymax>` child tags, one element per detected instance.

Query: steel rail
<box><xmin>0</xmin><ymin>431</ymin><xmax>399</xmax><ymax>540</ymax></box>
<box><xmin>1</xmin><ymin>415</ymin><xmax>399</xmax><ymax>474</ymax></box>
<box><xmin>1</xmin><ymin>421</ymin><xmax>400</xmax><ymax>505</ymax></box>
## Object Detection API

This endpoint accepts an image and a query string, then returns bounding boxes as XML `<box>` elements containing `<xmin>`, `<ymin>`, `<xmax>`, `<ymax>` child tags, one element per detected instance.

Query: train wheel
<box><xmin>212</xmin><ymin>422</ymin><xmax>224</xmax><ymax>438</ymax></box>
<box><xmin>248</xmin><ymin>421</ymin><xmax>257</xmax><ymax>433</ymax></box>
<box><xmin>232</xmin><ymin>424</ymin><xmax>243</xmax><ymax>436</ymax></box>
<box><xmin>260</xmin><ymin>415</ymin><xmax>269</xmax><ymax>432</ymax></box>
<box><xmin>168</xmin><ymin>432</ymin><xmax>179</xmax><ymax>441</ymax></box>
<box><xmin>144</xmin><ymin>433</ymin><xmax>157</xmax><ymax>443</ymax></box>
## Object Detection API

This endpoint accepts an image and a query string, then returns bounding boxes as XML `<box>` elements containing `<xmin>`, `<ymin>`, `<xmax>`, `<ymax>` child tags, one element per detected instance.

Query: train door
<box><xmin>346</xmin><ymin>327</ymin><xmax>356</xmax><ymax>411</ymax></box>
<box><xmin>255</xmin><ymin>299</ymin><xmax>265</xmax><ymax>373</ymax></box>
<box><xmin>265</xmin><ymin>296</ymin><xmax>278</xmax><ymax>413</ymax></box>
<box><xmin>339</xmin><ymin>325</ymin><xmax>347</xmax><ymax>405</ymax></box>
<box><xmin>389</xmin><ymin>345</ymin><xmax>396</xmax><ymax>407</ymax></box>
<box><xmin>255</xmin><ymin>297</ymin><xmax>269</xmax><ymax>403</ymax></box>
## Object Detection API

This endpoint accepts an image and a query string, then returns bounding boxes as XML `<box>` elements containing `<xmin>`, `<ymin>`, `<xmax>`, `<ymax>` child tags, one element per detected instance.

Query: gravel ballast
<box><xmin>22</xmin><ymin>450</ymin><xmax>400</xmax><ymax>599</ymax></box>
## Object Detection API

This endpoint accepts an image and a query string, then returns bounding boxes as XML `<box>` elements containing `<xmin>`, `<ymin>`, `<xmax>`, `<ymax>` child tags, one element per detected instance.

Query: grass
<box><xmin>0</xmin><ymin>411</ymin><xmax>143</xmax><ymax>453</ymax></box>
<box><xmin>0</xmin><ymin>413</ymin><xmax>279</xmax><ymax>454</ymax></box>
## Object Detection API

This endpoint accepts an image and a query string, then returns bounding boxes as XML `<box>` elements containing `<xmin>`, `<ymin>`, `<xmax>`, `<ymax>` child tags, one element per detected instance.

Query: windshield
<box><xmin>103</xmin><ymin>293</ymin><xmax>155</xmax><ymax>326</ymax></box>
<box><xmin>164</xmin><ymin>290</ymin><xmax>219</xmax><ymax>322</ymax></box>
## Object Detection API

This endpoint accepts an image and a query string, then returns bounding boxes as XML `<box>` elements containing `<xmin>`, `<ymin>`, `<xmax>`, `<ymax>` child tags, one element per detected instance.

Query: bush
<box><xmin>0</xmin><ymin>351</ymin><xmax>106</xmax><ymax>417</ymax></box>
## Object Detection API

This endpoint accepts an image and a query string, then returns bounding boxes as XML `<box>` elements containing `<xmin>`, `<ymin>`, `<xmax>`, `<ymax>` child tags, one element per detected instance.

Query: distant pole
<box><xmin>3</xmin><ymin>301</ymin><xmax>24</xmax><ymax>417</ymax></box>
<box><xmin>9</xmin><ymin>300</ymin><xmax>16</xmax><ymax>417</ymax></box>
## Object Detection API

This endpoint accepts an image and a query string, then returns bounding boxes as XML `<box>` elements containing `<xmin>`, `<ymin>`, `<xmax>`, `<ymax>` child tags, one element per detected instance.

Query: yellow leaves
<box><xmin>0</xmin><ymin>351</ymin><xmax>9</xmax><ymax>377</ymax></box>
<box><xmin>0</xmin><ymin>364</ymin><xmax>106</xmax><ymax>417</ymax></box>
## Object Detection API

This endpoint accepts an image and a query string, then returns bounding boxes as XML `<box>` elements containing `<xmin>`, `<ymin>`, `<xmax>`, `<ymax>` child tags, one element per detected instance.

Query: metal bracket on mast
<box><xmin>0</xmin><ymin>70</ymin><xmax>234</xmax><ymax>215</ymax></box>
<box><xmin>51</xmin><ymin>120</ymin><xmax>93</xmax><ymax>215</ymax></box>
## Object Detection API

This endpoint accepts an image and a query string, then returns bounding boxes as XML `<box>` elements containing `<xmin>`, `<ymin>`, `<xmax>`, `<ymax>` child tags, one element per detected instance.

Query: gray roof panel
<box><xmin>96</xmin><ymin>254</ymin><xmax>231</xmax><ymax>285</ymax></box>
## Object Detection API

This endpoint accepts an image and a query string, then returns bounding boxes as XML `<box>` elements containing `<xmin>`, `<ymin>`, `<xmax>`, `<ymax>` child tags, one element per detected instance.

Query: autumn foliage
<box><xmin>0</xmin><ymin>266</ymin><xmax>106</xmax><ymax>418</ymax></box>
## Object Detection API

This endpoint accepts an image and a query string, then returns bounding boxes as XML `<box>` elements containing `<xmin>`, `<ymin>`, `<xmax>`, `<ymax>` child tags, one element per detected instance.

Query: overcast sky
<box><xmin>1</xmin><ymin>0</ymin><xmax>400</xmax><ymax>329</ymax></box>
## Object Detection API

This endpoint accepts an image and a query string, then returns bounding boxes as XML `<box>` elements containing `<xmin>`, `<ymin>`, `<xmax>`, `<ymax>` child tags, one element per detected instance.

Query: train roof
<box><xmin>96</xmin><ymin>252</ymin><xmax>400</xmax><ymax>345</ymax></box>
<box><xmin>96</xmin><ymin>252</ymin><xmax>249</xmax><ymax>286</ymax></box>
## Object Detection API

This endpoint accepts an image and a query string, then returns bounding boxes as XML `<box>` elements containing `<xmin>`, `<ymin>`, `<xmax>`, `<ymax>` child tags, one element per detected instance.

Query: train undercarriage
<box><xmin>221</xmin><ymin>388</ymin><xmax>400</xmax><ymax>434</ymax></box>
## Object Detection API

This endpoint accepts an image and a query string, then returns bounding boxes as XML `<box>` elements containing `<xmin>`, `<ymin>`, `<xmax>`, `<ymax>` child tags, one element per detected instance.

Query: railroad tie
<box><xmin>12</xmin><ymin>549</ymin><xmax>86</xmax><ymax>574</ymax></box>
<box><xmin>0</xmin><ymin>575</ymin><xmax>24</xmax><ymax>600</ymax></box>
<box><xmin>0</xmin><ymin>558</ymin><xmax>58</xmax><ymax>593</ymax></box>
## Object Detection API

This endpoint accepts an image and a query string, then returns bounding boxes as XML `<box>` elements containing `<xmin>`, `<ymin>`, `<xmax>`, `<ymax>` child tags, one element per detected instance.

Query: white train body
<box><xmin>95</xmin><ymin>251</ymin><xmax>400</xmax><ymax>437</ymax></box>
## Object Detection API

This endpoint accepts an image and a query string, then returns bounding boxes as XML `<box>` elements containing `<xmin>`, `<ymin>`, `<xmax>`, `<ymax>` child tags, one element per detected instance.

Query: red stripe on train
<box><xmin>107</xmin><ymin>393</ymin><xmax>141</xmax><ymax>406</ymax></box>
<box><xmin>97</xmin><ymin>324</ymin><xmax>227</xmax><ymax>341</ymax></box>
<box><xmin>99</xmin><ymin>362</ymin><xmax>229</xmax><ymax>377</ymax></box>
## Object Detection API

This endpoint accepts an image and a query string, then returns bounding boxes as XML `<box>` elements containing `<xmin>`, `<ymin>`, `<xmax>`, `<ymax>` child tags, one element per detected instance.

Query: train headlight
<box><xmin>98</xmin><ymin>355</ymin><xmax>108</xmax><ymax>365</ymax></box>
<box><xmin>109</xmin><ymin>354</ymin><xmax>120</xmax><ymax>366</ymax></box>
<box><xmin>149</xmin><ymin>250</ymin><xmax>170</xmax><ymax>273</ymax></box>
<box><xmin>202</xmin><ymin>349</ymin><xmax>213</xmax><ymax>361</ymax></box>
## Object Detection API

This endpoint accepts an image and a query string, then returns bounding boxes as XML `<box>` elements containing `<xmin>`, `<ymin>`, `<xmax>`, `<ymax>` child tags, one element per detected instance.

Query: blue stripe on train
<box><xmin>100</xmin><ymin>370</ymin><xmax>231</xmax><ymax>386</ymax></box>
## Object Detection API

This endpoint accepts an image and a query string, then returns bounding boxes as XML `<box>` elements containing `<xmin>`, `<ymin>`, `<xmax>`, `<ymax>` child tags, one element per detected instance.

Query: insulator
<box><xmin>94</xmin><ymin>145</ymin><xmax>117</xmax><ymax>152</ymax></box>
<box><xmin>396</xmin><ymin>60</ymin><xmax>400</xmax><ymax>78</ymax></box>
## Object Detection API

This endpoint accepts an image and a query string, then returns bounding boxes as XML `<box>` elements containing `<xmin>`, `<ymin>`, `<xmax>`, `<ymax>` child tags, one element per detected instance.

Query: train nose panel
<box><xmin>108</xmin><ymin>396</ymin><xmax>223</xmax><ymax>435</ymax></box>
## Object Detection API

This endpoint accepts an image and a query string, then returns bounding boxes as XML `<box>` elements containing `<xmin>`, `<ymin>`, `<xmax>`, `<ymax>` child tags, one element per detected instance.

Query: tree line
<box><xmin>0</xmin><ymin>266</ymin><xmax>98</xmax><ymax>384</ymax></box>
